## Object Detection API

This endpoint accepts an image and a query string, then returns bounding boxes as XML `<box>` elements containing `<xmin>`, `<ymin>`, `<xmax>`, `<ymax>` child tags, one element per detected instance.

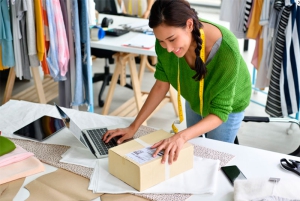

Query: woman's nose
<box><xmin>166</xmin><ymin>44</ymin><xmax>174</xmax><ymax>53</ymax></box>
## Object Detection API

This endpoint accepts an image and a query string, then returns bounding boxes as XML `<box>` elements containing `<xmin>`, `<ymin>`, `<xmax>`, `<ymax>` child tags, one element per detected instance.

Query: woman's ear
<box><xmin>186</xmin><ymin>18</ymin><xmax>194</xmax><ymax>32</ymax></box>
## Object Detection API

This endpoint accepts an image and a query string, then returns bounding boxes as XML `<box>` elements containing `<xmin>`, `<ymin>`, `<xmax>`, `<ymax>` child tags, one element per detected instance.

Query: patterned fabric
<box><xmin>9</xmin><ymin>125</ymin><xmax>235</xmax><ymax>201</ymax></box>
<box><xmin>280</xmin><ymin>2</ymin><xmax>300</xmax><ymax>116</ymax></box>
<box><xmin>265</xmin><ymin>4</ymin><xmax>291</xmax><ymax>117</ymax></box>
<box><xmin>243</xmin><ymin>0</ymin><xmax>253</xmax><ymax>32</ymax></box>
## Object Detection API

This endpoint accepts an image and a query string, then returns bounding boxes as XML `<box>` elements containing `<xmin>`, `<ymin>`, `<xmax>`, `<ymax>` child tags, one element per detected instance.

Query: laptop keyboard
<box><xmin>86</xmin><ymin>128</ymin><xmax>118</xmax><ymax>155</ymax></box>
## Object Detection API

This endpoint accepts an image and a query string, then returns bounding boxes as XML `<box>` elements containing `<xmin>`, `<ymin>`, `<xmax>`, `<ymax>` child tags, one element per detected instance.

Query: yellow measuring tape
<box><xmin>171</xmin><ymin>29</ymin><xmax>205</xmax><ymax>133</ymax></box>
<box><xmin>128</xmin><ymin>0</ymin><xmax>142</xmax><ymax>17</ymax></box>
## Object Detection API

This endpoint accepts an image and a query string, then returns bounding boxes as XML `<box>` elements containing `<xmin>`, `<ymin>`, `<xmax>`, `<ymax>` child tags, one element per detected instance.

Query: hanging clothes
<box><xmin>71</xmin><ymin>0</ymin><xmax>84</xmax><ymax>106</ymax></box>
<box><xmin>16</xmin><ymin>0</ymin><xmax>31</xmax><ymax>80</ymax></box>
<box><xmin>243</xmin><ymin>0</ymin><xmax>253</xmax><ymax>33</ymax></box>
<box><xmin>40</xmin><ymin>0</ymin><xmax>50</xmax><ymax>75</ymax></box>
<box><xmin>53</xmin><ymin>0</ymin><xmax>69</xmax><ymax>77</ymax></box>
<box><xmin>220</xmin><ymin>0</ymin><xmax>246</xmax><ymax>39</ymax></box>
<box><xmin>280</xmin><ymin>2</ymin><xmax>300</xmax><ymax>116</ymax></box>
<box><xmin>26</xmin><ymin>0</ymin><xmax>40</xmax><ymax>68</ymax></box>
<box><xmin>11</xmin><ymin>0</ymin><xmax>23</xmax><ymax>79</ymax></box>
<box><xmin>265</xmin><ymin>3</ymin><xmax>291</xmax><ymax>117</ymax></box>
<box><xmin>78</xmin><ymin>0</ymin><xmax>93</xmax><ymax>111</ymax></box>
<box><xmin>0</xmin><ymin>0</ymin><xmax>15</xmax><ymax>68</ymax></box>
<box><xmin>45</xmin><ymin>0</ymin><xmax>59</xmax><ymax>79</ymax></box>
<box><xmin>34</xmin><ymin>0</ymin><xmax>45</xmax><ymax>61</ymax></box>
<box><xmin>58</xmin><ymin>0</ymin><xmax>72</xmax><ymax>108</ymax></box>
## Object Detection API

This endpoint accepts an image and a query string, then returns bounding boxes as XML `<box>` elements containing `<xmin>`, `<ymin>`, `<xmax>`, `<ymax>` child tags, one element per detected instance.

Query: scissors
<box><xmin>280</xmin><ymin>158</ymin><xmax>300</xmax><ymax>176</ymax></box>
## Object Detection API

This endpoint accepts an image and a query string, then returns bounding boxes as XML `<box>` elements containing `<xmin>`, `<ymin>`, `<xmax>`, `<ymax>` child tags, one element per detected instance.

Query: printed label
<box><xmin>297</xmin><ymin>0</ymin><xmax>300</xmax><ymax>6</ymax></box>
<box><xmin>126</xmin><ymin>147</ymin><xmax>164</xmax><ymax>165</ymax></box>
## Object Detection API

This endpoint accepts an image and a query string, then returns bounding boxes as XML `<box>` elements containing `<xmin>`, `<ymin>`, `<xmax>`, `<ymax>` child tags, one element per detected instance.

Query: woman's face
<box><xmin>153</xmin><ymin>19</ymin><xmax>193</xmax><ymax>58</ymax></box>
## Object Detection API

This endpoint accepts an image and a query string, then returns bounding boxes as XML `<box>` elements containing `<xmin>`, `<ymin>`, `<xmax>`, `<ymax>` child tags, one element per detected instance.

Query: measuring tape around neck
<box><xmin>171</xmin><ymin>28</ymin><xmax>206</xmax><ymax>133</ymax></box>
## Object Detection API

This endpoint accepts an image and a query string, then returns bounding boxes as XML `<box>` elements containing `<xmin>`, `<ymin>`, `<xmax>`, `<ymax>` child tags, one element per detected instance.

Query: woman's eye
<box><xmin>169</xmin><ymin>39</ymin><xmax>175</xmax><ymax>42</ymax></box>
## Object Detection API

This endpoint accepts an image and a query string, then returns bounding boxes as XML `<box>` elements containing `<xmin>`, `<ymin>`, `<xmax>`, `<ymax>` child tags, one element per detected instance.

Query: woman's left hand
<box><xmin>151</xmin><ymin>133</ymin><xmax>186</xmax><ymax>164</ymax></box>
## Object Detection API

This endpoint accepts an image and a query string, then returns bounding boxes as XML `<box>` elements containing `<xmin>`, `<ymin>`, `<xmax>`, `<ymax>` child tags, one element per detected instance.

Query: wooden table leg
<box><xmin>128</xmin><ymin>55</ymin><xmax>143</xmax><ymax>112</ymax></box>
<box><xmin>2</xmin><ymin>68</ymin><xmax>16</xmax><ymax>104</ymax></box>
<box><xmin>102</xmin><ymin>53</ymin><xmax>122</xmax><ymax>115</ymax></box>
<box><xmin>31</xmin><ymin>67</ymin><xmax>46</xmax><ymax>104</ymax></box>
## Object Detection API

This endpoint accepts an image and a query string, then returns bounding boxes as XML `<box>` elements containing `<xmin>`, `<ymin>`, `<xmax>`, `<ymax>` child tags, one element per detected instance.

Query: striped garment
<box><xmin>265</xmin><ymin>3</ymin><xmax>291</xmax><ymax>117</ymax></box>
<box><xmin>280</xmin><ymin>1</ymin><xmax>300</xmax><ymax>116</ymax></box>
<box><xmin>243</xmin><ymin>0</ymin><xmax>253</xmax><ymax>32</ymax></box>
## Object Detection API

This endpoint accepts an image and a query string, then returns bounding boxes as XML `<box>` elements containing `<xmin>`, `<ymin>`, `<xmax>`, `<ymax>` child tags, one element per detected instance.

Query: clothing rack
<box><xmin>2</xmin><ymin>67</ymin><xmax>58</xmax><ymax>104</ymax></box>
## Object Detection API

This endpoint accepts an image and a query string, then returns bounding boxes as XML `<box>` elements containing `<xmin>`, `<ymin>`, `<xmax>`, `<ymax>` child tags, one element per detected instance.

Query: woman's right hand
<box><xmin>102</xmin><ymin>125</ymin><xmax>136</xmax><ymax>144</ymax></box>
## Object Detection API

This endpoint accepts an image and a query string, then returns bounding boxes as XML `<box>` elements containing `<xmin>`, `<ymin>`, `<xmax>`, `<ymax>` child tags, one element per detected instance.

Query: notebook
<box><xmin>54</xmin><ymin>104</ymin><xmax>124</xmax><ymax>159</ymax></box>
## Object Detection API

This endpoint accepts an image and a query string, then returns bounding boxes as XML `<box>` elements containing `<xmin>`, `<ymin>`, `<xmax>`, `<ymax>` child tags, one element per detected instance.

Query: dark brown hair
<box><xmin>149</xmin><ymin>0</ymin><xmax>206</xmax><ymax>81</ymax></box>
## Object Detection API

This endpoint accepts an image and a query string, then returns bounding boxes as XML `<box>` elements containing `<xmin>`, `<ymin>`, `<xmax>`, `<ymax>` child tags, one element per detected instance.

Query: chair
<box><xmin>92</xmin><ymin>0</ymin><xmax>133</xmax><ymax>107</ymax></box>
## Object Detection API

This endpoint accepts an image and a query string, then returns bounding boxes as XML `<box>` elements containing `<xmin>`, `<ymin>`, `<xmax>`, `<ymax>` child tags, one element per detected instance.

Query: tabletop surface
<box><xmin>1</xmin><ymin>100</ymin><xmax>300</xmax><ymax>201</ymax></box>
<box><xmin>90</xmin><ymin>14</ymin><xmax>156</xmax><ymax>56</ymax></box>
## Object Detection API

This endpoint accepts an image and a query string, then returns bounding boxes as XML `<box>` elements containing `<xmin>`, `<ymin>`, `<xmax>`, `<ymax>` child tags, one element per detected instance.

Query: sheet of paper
<box><xmin>123</xmin><ymin>34</ymin><xmax>155</xmax><ymax>49</ymax></box>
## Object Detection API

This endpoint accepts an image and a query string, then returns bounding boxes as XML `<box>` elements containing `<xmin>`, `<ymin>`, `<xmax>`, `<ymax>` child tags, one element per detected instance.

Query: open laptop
<box><xmin>55</xmin><ymin>104</ymin><xmax>122</xmax><ymax>159</ymax></box>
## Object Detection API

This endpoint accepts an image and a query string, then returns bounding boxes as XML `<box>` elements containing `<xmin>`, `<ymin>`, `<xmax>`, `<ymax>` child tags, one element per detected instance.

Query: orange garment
<box><xmin>41</xmin><ymin>0</ymin><xmax>50</xmax><ymax>74</ymax></box>
<box><xmin>0</xmin><ymin>46</ymin><xmax>8</xmax><ymax>70</ymax></box>
<box><xmin>0</xmin><ymin>156</ymin><xmax>44</xmax><ymax>184</ymax></box>
<box><xmin>246</xmin><ymin>0</ymin><xmax>263</xmax><ymax>39</ymax></box>
<box><xmin>34</xmin><ymin>0</ymin><xmax>45</xmax><ymax>61</ymax></box>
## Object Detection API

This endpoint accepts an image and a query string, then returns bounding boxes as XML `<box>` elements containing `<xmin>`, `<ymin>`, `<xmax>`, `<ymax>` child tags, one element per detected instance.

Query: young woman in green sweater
<box><xmin>103</xmin><ymin>0</ymin><xmax>251</xmax><ymax>164</ymax></box>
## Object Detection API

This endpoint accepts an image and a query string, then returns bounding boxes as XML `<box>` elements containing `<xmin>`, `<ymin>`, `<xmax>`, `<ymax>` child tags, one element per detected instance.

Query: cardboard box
<box><xmin>108</xmin><ymin>129</ymin><xmax>194</xmax><ymax>191</ymax></box>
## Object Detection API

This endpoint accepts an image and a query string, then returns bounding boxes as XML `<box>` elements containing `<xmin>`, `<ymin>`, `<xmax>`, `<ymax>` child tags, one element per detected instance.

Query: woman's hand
<box><xmin>102</xmin><ymin>125</ymin><xmax>136</xmax><ymax>144</ymax></box>
<box><xmin>151</xmin><ymin>133</ymin><xmax>186</xmax><ymax>165</ymax></box>
<box><xmin>142</xmin><ymin>10</ymin><xmax>150</xmax><ymax>19</ymax></box>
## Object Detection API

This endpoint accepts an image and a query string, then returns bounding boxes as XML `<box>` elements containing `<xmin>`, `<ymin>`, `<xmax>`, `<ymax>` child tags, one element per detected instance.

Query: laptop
<box><xmin>55</xmin><ymin>104</ymin><xmax>123</xmax><ymax>159</ymax></box>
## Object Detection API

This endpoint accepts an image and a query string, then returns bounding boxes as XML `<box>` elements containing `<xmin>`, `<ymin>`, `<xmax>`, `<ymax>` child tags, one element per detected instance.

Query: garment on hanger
<box><xmin>40</xmin><ymin>0</ymin><xmax>50</xmax><ymax>75</ymax></box>
<box><xmin>71</xmin><ymin>0</ymin><xmax>84</xmax><ymax>106</ymax></box>
<box><xmin>0</xmin><ymin>0</ymin><xmax>15</xmax><ymax>67</ymax></box>
<box><xmin>45</xmin><ymin>0</ymin><xmax>60</xmax><ymax>80</ymax></box>
<box><xmin>219</xmin><ymin>0</ymin><xmax>246</xmax><ymax>39</ymax></box>
<box><xmin>280</xmin><ymin>2</ymin><xmax>300</xmax><ymax>116</ymax></box>
<box><xmin>11</xmin><ymin>0</ymin><xmax>23</xmax><ymax>79</ymax></box>
<box><xmin>26</xmin><ymin>0</ymin><xmax>40</xmax><ymax>68</ymax></box>
<box><xmin>78</xmin><ymin>0</ymin><xmax>93</xmax><ymax>111</ymax></box>
<box><xmin>243</xmin><ymin>0</ymin><xmax>253</xmax><ymax>33</ymax></box>
<box><xmin>265</xmin><ymin>5</ymin><xmax>291</xmax><ymax>117</ymax></box>
<box><xmin>17</xmin><ymin>0</ymin><xmax>31</xmax><ymax>80</ymax></box>
<box><xmin>58</xmin><ymin>0</ymin><xmax>72</xmax><ymax>108</ymax></box>
<box><xmin>34</xmin><ymin>0</ymin><xmax>45</xmax><ymax>61</ymax></box>
<box><xmin>53</xmin><ymin>0</ymin><xmax>69</xmax><ymax>77</ymax></box>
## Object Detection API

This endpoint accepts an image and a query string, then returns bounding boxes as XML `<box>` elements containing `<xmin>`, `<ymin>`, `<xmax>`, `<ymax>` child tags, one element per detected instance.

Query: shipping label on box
<box><xmin>108</xmin><ymin>129</ymin><xmax>194</xmax><ymax>191</ymax></box>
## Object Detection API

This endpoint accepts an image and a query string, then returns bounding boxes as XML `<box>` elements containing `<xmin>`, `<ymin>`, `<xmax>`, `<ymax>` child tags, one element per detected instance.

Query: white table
<box><xmin>1</xmin><ymin>100</ymin><xmax>300</xmax><ymax>201</ymax></box>
<box><xmin>90</xmin><ymin>14</ymin><xmax>178</xmax><ymax>124</ymax></box>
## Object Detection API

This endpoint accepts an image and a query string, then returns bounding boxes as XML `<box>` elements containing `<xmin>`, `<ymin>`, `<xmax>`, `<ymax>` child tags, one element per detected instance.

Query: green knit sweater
<box><xmin>154</xmin><ymin>20</ymin><xmax>251</xmax><ymax>122</ymax></box>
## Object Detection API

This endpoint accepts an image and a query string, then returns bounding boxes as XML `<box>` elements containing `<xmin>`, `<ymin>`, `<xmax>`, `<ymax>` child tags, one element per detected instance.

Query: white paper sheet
<box><xmin>89</xmin><ymin>156</ymin><xmax>220</xmax><ymax>195</ymax></box>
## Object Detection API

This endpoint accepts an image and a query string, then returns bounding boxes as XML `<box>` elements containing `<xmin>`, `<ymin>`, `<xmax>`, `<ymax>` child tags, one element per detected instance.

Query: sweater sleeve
<box><xmin>154</xmin><ymin>40</ymin><xmax>169</xmax><ymax>82</ymax></box>
<box><xmin>207</xmin><ymin>43</ymin><xmax>241</xmax><ymax>122</ymax></box>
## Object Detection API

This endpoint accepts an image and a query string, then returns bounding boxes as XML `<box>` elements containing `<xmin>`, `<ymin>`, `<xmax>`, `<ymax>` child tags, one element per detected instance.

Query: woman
<box><xmin>103</xmin><ymin>0</ymin><xmax>251</xmax><ymax>164</ymax></box>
